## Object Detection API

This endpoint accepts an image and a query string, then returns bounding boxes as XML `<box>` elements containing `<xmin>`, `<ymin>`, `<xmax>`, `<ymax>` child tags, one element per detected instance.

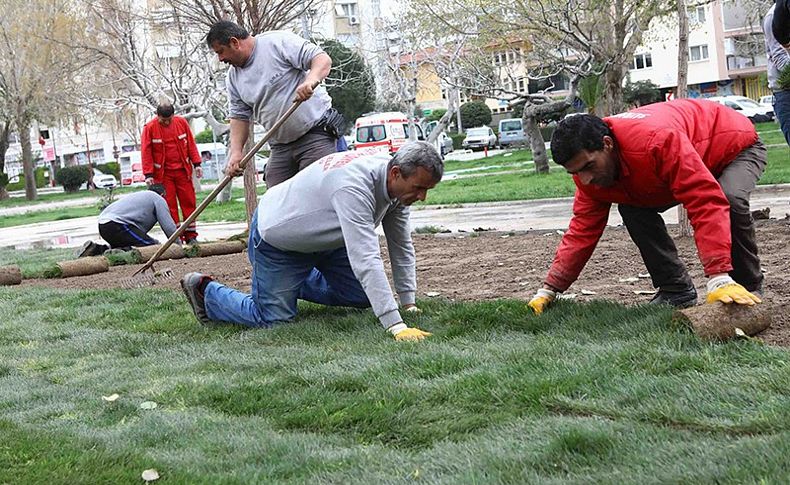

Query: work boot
<box><xmin>180</xmin><ymin>272</ymin><xmax>216</xmax><ymax>326</ymax></box>
<box><xmin>76</xmin><ymin>241</ymin><xmax>108</xmax><ymax>258</ymax></box>
<box><xmin>649</xmin><ymin>286</ymin><xmax>698</xmax><ymax>308</ymax></box>
<box><xmin>184</xmin><ymin>237</ymin><xmax>199</xmax><ymax>246</ymax></box>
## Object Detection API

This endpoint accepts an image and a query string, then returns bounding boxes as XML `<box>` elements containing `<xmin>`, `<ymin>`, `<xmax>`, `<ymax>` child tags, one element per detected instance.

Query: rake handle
<box><xmin>133</xmin><ymin>95</ymin><xmax>309</xmax><ymax>276</ymax></box>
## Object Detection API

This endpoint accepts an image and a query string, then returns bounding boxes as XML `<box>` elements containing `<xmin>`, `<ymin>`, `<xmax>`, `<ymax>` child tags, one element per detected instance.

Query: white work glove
<box><xmin>706</xmin><ymin>275</ymin><xmax>761</xmax><ymax>306</ymax></box>
<box><xmin>527</xmin><ymin>288</ymin><xmax>556</xmax><ymax>315</ymax></box>
<box><xmin>387</xmin><ymin>323</ymin><xmax>432</xmax><ymax>341</ymax></box>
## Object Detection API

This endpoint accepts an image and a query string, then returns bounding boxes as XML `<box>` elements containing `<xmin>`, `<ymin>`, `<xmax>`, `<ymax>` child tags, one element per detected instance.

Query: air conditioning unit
<box><xmin>349</xmin><ymin>15</ymin><xmax>359</xmax><ymax>25</ymax></box>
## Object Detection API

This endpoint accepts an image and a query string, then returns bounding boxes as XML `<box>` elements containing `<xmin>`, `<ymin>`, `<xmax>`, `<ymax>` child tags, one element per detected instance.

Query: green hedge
<box><xmin>55</xmin><ymin>165</ymin><xmax>90</xmax><ymax>192</ymax></box>
<box><xmin>450</xmin><ymin>133</ymin><xmax>465</xmax><ymax>149</ymax></box>
<box><xmin>6</xmin><ymin>167</ymin><xmax>49</xmax><ymax>191</ymax></box>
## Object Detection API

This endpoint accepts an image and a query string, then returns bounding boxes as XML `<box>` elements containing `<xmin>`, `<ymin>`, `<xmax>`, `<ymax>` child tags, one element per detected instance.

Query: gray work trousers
<box><xmin>618</xmin><ymin>140</ymin><xmax>767</xmax><ymax>293</ymax></box>
<box><xmin>266</xmin><ymin>128</ymin><xmax>337</xmax><ymax>188</ymax></box>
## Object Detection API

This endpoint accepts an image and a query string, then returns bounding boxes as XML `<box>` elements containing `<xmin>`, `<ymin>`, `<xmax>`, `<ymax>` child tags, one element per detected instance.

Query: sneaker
<box><xmin>649</xmin><ymin>286</ymin><xmax>698</xmax><ymax>308</ymax></box>
<box><xmin>180</xmin><ymin>272</ymin><xmax>215</xmax><ymax>326</ymax></box>
<box><xmin>184</xmin><ymin>237</ymin><xmax>199</xmax><ymax>245</ymax></box>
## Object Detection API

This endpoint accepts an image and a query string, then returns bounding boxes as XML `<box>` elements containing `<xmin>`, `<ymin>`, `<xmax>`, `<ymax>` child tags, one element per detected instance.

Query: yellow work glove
<box><xmin>706</xmin><ymin>275</ymin><xmax>761</xmax><ymax>306</ymax></box>
<box><xmin>387</xmin><ymin>323</ymin><xmax>432</xmax><ymax>341</ymax></box>
<box><xmin>527</xmin><ymin>288</ymin><xmax>556</xmax><ymax>315</ymax></box>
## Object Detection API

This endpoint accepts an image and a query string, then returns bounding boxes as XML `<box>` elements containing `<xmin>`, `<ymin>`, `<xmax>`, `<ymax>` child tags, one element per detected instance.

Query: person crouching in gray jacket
<box><xmin>77</xmin><ymin>184</ymin><xmax>178</xmax><ymax>257</ymax></box>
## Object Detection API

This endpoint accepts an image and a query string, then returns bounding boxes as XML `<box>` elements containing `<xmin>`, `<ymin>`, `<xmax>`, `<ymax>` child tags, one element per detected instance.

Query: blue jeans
<box><xmin>203</xmin><ymin>209</ymin><xmax>370</xmax><ymax>327</ymax></box>
<box><xmin>774</xmin><ymin>90</ymin><xmax>790</xmax><ymax>146</ymax></box>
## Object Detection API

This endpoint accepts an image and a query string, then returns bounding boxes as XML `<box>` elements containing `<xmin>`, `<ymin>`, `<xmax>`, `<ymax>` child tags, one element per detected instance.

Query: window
<box><xmin>689</xmin><ymin>5</ymin><xmax>706</xmax><ymax>24</ymax></box>
<box><xmin>689</xmin><ymin>44</ymin><xmax>709</xmax><ymax>61</ymax></box>
<box><xmin>631</xmin><ymin>53</ymin><xmax>653</xmax><ymax>70</ymax></box>
<box><xmin>517</xmin><ymin>78</ymin><xmax>526</xmax><ymax>93</ymax></box>
<box><xmin>334</xmin><ymin>2</ymin><xmax>357</xmax><ymax>18</ymax></box>
<box><xmin>357</xmin><ymin>125</ymin><xmax>386</xmax><ymax>143</ymax></box>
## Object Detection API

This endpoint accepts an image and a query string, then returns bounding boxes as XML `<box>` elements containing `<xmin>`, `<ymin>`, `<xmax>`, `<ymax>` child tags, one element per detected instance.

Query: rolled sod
<box><xmin>57</xmin><ymin>256</ymin><xmax>110</xmax><ymax>278</ymax></box>
<box><xmin>135</xmin><ymin>244</ymin><xmax>186</xmax><ymax>262</ymax></box>
<box><xmin>673</xmin><ymin>302</ymin><xmax>772</xmax><ymax>341</ymax></box>
<box><xmin>0</xmin><ymin>265</ymin><xmax>22</xmax><ymax>286</ymax></box>
<box><xmin>194</xmin><ymin>241</ymin><xmax>246</xmax><ymax>258</ymax></box>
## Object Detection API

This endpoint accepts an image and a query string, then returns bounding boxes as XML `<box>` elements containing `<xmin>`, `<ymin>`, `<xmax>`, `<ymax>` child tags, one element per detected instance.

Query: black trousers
<box><xmin>618</xmin><ymin>140</ymin><xmax>767</xmax><ymax>293</ymax></box>
<box><xmin>98</xmin><ymin>221</ymin><xmax>158</xmax><ymax>249</ymax></box>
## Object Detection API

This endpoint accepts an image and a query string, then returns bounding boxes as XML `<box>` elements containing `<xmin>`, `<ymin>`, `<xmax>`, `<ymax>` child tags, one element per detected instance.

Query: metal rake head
<box><xmin>121</xmin><ymin>267</ymin><xmax>174</xmax><ymax>289</ymax></box>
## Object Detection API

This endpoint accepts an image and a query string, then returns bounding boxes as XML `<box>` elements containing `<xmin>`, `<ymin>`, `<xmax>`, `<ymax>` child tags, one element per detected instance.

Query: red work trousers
<box><xmin>157</xmin><ymin>167</ymin><xmax>198</xmax><ymax>241</ymax></box>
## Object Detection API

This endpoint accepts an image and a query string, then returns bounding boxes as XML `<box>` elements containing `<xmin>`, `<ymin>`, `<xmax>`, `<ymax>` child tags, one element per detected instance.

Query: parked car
<box><xmin>462</xmin><ymin>126</ymin><xmax>497</xmax><ymax>151</ymax></box>
<box><xmin>498</xmin><ymin>118</ymin><xmax>527</xmax><ymax>148</ymax></box>
<box><xmin>424</xmin><ymin>121</ymin><xmax>454</xmax><ymax>156</ymax></box>
<box><xmin>759</xmin><ymin>95</ymin><xmax>775</xmax><ymax>108</ymax></box>
<box><xmin>91</xmin><ymin>169</ymin><xmax>118</xmax><ymax>189</ymax></box>
<box><xmin>707</xmin><ymin>95</ymin><xmax>774</xmax><ymax>123</ymax></box>
<box><xmin>354</xmin><ymin>112</ymin><xmax>425</xmax><ymax>153</ymax></box>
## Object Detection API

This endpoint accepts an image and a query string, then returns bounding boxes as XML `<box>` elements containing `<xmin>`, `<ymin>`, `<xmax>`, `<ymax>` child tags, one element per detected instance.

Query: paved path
<box><xmin>2</xmin><ymin>185</ymin><xmax>788</xmax><ymax>250</ymax></box>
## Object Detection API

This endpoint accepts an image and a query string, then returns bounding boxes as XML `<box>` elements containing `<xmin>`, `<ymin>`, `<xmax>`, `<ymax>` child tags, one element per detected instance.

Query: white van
<box><xmin>498</xmin><ymin>118</ymin><xmax>527</xmax><ymax>148</ymax></box>
<box><xmin>354</xmin><ymin>112</ymin><xmax>424</xmax><ymax>153</ymax></box>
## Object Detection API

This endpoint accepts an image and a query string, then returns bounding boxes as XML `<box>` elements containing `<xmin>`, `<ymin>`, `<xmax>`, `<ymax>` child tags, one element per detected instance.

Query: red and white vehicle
<box><xmin>354</xmin><ymin>112</ymin><xmax>424</xmax><ymax>153</ymax></box>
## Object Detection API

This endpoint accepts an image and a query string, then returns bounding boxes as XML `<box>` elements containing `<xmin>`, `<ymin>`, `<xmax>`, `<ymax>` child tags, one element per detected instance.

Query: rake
<box><xmin>123</xmin><ymin>91</ymin><xmax>311</xmax><ymax>288</ymax></box>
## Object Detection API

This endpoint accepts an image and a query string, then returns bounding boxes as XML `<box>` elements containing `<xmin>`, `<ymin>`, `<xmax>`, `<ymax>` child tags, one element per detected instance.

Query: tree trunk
<box><xmin>524</xmin><ymin>115</ymin><xmax>549</xmax><ymax>174</ymax></box>
<box><xmin>604</xmin><ymin>66</ymin><xmax>626</xmax><ymax>116</ymax></box>
<box><xmin>0</xmin><ymin>121</ymin><xmax>10</xmax><ymax>200</ymax></box>
<box><xmin>676</xmin><ymin>0</ymin><xmax>692</xmax><ymax>237</ymax></box>
<box><xmin>17</xmin><ymin>114</ymin><xmax>37</xmax><ymax>201</ymax></box>
<box><xmin>243</xmin><ymin>122</ymin><xmax>257</xmax><ymax>228</ymax></box>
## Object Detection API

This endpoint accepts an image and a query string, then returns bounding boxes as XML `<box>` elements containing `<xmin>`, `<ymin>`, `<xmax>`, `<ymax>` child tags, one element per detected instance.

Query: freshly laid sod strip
<box><xmin>1</xmin><ymin>288</ymin><xmax>789</xmax><ymax>483</ymax></box>
<box><xmin>0</xmin><ymin>247</ymin><xmax>74</xmax><ymax>279</ymax></box>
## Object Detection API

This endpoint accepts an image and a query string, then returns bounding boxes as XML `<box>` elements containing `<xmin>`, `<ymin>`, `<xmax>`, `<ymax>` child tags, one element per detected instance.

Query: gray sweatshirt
<box><xmin>226</xmin><ymin>31</ymin><xmax>331</xmax><ymax>144</ymax></box>
<box><xmin>98</xmin><ymin>191</ymin><xmax>177</xmax><ymax>238</ymax></box>
<box><xmin>765</xmin><ymin>6</ymin><xmax>790</xmax><ymax>91</ymax></box>
<box><xmin>258</xmin><ymin>149</ymin><xmax>417</xmax><ymax>328</ymax></box>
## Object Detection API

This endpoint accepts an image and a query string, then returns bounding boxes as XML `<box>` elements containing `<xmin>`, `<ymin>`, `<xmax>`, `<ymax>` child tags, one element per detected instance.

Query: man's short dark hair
<box><xmin>156</xmin><ymin>104</ymin><xmax>175</xmax><ymax>118</ymax></box>
<box><xmin>149</xmin><ymin>183</ymin><xmax>166</xmax><ymax>196</ymax></box>
<box><xmin>550</xmin><ymin>114</ymin><xmax>613</xmax><ymax>166</ymax></box>
<box><xmin>206</xmin><ymin>21</ymin><xmax>250</xmax><ymax>46</ymax></box>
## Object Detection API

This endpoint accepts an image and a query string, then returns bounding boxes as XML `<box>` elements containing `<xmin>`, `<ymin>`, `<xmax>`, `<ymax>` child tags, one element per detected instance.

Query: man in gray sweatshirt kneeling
<box><xmin>181</xmin><ymin>141</ymin><xmax>442</xmax><ymax>341</ymax></box>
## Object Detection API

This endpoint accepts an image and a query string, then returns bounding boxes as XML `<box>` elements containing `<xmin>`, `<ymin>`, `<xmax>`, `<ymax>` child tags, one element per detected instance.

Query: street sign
<box><xmin>422</xmin><ymin>109</ymin><xmax>433</xmax><ymax>116</ymax></box>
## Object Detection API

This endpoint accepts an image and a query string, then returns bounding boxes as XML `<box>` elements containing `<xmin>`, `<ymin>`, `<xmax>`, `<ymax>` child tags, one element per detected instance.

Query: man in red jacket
<box><xmin>528</xmin><ymin>99</ymin><xmax>765</xmax><ymax>314</ymax></box>
<box><xmin>141</xmin><ymin>103</ymin><xmax>203</xmax><ymax>244</ymax></box>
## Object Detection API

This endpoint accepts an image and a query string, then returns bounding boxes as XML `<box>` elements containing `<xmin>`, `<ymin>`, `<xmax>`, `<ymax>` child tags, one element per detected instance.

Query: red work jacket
<box><xmin>141</xmin><ymin>116</ymin><xmax>201</xmax><ymax>179</ymax></box>
<box><xmin>545</xmin><ymin>99</ymin><xmax>759</xmax><ymax>292</ymax></box>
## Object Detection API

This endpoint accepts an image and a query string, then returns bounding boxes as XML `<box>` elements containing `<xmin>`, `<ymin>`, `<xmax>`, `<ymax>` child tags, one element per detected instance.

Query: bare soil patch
<box><xmin>23</xmin><ymin>219</ymin><xmax>790</xmax><ymax>346</ymax></box>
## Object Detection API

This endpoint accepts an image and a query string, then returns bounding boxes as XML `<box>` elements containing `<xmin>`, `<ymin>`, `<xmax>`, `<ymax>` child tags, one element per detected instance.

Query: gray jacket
<box><xmin>98</xmin><ymin>191</ymin><xmax>177</xmax><ymax>237</ymax></box>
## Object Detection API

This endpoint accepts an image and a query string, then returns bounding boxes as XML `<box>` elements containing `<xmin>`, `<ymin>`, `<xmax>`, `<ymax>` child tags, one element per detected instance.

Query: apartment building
<box><xmin>629</xmin><ymin>0</ymin><xmax>769</xmax><ymax>101</ymax></box>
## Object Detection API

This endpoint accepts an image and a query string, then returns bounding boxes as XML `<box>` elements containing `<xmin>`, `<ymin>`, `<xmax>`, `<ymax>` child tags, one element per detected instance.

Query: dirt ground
<box><xmin>23</xmin><ymin>218</ymin><xmax>790</xmax><ymax>346</ymax></box>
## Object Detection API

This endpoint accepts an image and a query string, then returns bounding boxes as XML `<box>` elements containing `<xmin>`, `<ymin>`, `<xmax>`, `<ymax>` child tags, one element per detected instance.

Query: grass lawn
<box><xmin>2</xmin><ymin>140</ymin><xmax>788</xmax><ymax>229</ymax></box>
<box><xmin>0</xmin><ymin>287</ymin><xmax>788</xmax><ymax>483</ymax></box>
<box><xmin>0</xmin><ymin>185</ymin><xmax>267</xmax><ymax>230</ymax></box>
<box><xmin>0</xmin><ymin>186</ymin><xmax>140</xmax><ymax>209</ymax></box>
<box><xmin>0</xmin><ymin>247</ymin><xmax>74</xmax><ymax>278</ymax></box>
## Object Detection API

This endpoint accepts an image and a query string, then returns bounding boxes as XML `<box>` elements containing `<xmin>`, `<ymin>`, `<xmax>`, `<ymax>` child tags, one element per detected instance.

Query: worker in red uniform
<box><xmin>141</xmin><ymin>103</ymin><xmax>203</xmax><ymax>244</ymax></box>
<box><xmin>528</xmin><ymin>99</ymin><xmax>765</xmax><ymax>314</ymax></box>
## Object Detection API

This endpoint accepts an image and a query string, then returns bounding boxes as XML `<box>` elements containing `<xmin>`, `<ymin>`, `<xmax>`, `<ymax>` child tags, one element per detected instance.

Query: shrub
<box><xmin>460</xmin><ymin>101</ymin><xmax>492</xmax><ymax>128</ymax></box>
<box><xmin>55</xmin><ymin>165</ymin><xmax>90</xmax><ymax>192</ymax></box>
<box><xmin>195</xmin><ymin>128</ymin><xmax>214</xmax><ymax>144</ymax></box>
<box><xmin>7</xmin><ymin>167</ymin><xmax>49</xmax><ymax>191</ymax></box>
<box><xmin>427</xmin><ymin>109</ymin><xmax>447</xmax><ymax>123</ymax></box>
<box><xmin>450</xmin><ymin>133</ymin><xmax>465</xmax><ymax>149</ymax></box>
